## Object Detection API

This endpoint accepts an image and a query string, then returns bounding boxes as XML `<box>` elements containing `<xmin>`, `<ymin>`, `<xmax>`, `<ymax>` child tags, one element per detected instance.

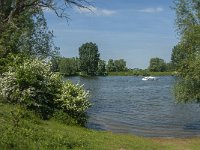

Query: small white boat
<box><xmin>142</xmin><ymin>76</ymin><xmax>158</xmax><ymax>81</ymax></box>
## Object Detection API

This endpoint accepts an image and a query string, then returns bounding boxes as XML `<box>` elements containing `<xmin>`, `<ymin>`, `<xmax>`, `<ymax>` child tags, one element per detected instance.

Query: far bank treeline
<box><xmin>51</xmin><ymin>42</ymin><xmax>174</xmax><ymax>76</ymax></box>
<box><xmin>51</xmin><ymin>42</ymin><xmax>128</xmax><ymax>76</ymax></box>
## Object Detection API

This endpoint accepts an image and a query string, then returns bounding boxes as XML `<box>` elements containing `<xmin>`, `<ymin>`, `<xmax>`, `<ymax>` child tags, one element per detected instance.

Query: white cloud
<box><xmin>75</xmin><ymin>6</ymin><xmax>116</xmax><ymax>16</ymax></box>
<box><xmin>138</xmin><ymin>7</ymin><xmax>164</xmax><ymax>13</ymax></box>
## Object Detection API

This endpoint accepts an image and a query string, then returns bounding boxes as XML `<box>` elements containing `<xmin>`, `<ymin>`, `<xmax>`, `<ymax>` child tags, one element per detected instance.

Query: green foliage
<box><xmin>0</xmin><ymin>10</ymin><xmax>58</xmax><ymax>74</ymax></box>
<box><xmin>114</xmin><ymin>59</ymin><xmax>127</xmax><ymax>72</ymax></box>
<box><xmin>0</xmin><ymin>57</ymin><xmax>9</xmax><ymax>74</ymax></box>
<box><xmin>0</xmin><ymin>56</ymin><xmax>62</xmax><ymax>119</ymax></box>
<box><xmin>0</xmin><ymin>1</ymin><xmax>90</xmax><ymax>25</ymax></box>
<box><xmin>175</xmin><ymin>55</ymin><xmax>200</xmax><ymax>103</ymax></box>
<box><xmin>173</xmin><ymin>0</ymin><xmax>200</xmax><ymax>103</ymax></box>
<box><xmin>58</xmin><ymin>57</ymin><xmax>79</xmax><ymax>76</ymax></box>
<box><xmin>0</xmin><ymin>104</ymin><xmax>83</xmax><ymax>149</ymax></box>
<box><xmin>56</xmin><ymin>81</ymin><xmax>91</xmax><ymax>125</ymax></box>
<box><xmin>0</xmin><ymin>55</ymin><xmax>91</xmax><ymax>122</ymax></box>
<box><xmin>97</xmin><ymin>59</ymin><xmax>106</xmax><ymax>75</ymax></box>
<box><xmin>106</xmin><ymin>59</ymin><xmax>127</xmax><ymax>72</ymax></box>
<box><xmin>174</xmin><ymin>0</ymin><xmax>199</xmax><ymax>34</ymax></box>
<box><xmin>0</xmin><ymin>103</ymin><xmax>175</xmax><ymax>150</ymax></box>
<box><xmin>165</xmin><ymin>62</ymin><xmax>174</xmax><ymax>72</ymax></box>
<box><xmin>148</xmin><ymin>57</ymin><xmax>167</xmax><ymax>72</ymax></box>
<box><xmin>79</xmin><ymin>42</ymin><xmax>100</xmax><ymax>76</ymax></box>
<box><xmin>0</xmin><ymin>0</ymin><xmax>89</xmax><ymax>74</ymax></box>
<box><xmin>50</xmin><ymin>56</ymin><xmax>60</xmax><ymax>72</ymax></box>
<box><xmin>106</xmin><ymin>59</ymin><xmax>116</xmax><ymax>72</ymax></box>
<box><xmin>52</xmin><ymin>110</ymin><xmax>77</xmax><ymax>125</ymax></box>
<box><xmin>108</xmin><ymin>70</ymin><xmax>173</xmax><ymax>76</ymax></box>
<box><xmin>57</xmin><ymin>81</ymin><xmax>90</xmax><ymax>114</ymax></box>
<box><xmin>171</xmin><ymin>44</ymin><xmax>188</xmax><ymax>70</ymax></box>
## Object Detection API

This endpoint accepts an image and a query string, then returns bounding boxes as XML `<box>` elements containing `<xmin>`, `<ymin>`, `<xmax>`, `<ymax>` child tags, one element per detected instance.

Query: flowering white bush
<box><xmin>57</xmin><ymin>81</ymin><xmax>90</xmax><ymax>114</ymax></box>
<box><xmin>0</xmin><ymin>56</ymin><xmax>62</xmax><ymax>119</ymax></box>
<box><xmin>0</xmin><ymin>56</ymin><xmax>91</xmax><ymax>122</ymax></box>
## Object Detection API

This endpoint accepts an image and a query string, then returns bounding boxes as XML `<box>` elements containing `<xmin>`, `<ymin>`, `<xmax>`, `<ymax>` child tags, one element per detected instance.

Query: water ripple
<box><xmin>67</xmin><ymin>76</ymin><xmax>200</xmax><ymax>137</ymax></box>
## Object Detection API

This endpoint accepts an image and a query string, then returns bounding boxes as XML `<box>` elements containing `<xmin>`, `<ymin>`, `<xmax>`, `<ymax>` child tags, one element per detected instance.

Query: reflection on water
<box><xmin>66</xmin><ymin>76</ymin><xmax>200</xmax><ymax>137</ymax></box>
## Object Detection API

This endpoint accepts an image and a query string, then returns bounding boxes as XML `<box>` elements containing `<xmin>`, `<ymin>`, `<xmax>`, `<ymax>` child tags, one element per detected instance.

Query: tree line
<box><xmin>148</xmin><ymin>58</ymin><xmax>174</xmax><ymax>72</ymax></box>
<box><xmin>52</xmin><ymin>45</ymin><xmax>174</xmax><ymax>77</ymax></box>
<box><xmin>51</xmin><ymin>42</ymin><xmax>128</xmax><ymax>76</ymax></box>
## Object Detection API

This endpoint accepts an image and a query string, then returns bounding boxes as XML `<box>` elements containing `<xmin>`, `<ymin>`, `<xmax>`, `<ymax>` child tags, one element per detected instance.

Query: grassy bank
<box><xmin>0</xmin><ymin>103</ymin><xmax>200</xmax><ymax>150</ymax></box>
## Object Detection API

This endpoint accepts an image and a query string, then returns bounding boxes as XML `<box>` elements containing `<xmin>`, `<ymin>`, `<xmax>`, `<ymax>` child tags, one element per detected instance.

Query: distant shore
<box><xmin>107</xmin><ymin>71</ymin><xmax>174</xmax><ymax>76</ymax></box>
<box><xmin>61</xmin><ymin>71</ymin><xmax>175</xmax><ymax>77</ymax></box>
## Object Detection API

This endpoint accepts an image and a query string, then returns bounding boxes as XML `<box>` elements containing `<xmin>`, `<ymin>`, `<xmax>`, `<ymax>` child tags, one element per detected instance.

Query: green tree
<box><xmin>106</xmin><ymin>59</ymin><xmax>128</xmax><ymax>72</ymax></box>
<box><xmin>114</xmin><ymin>59</ymin><xmax>127</xmax><ymax>72</ymax></box>
<box><xmin>0</xmin><ymin>0</ymin><xmax>92</xmax><ymax>123</ymax></box>
<box><xmin>165</xmin><ymin>62</ymin><xmax>174</xmax><ymax>72</ymax></box>
<box><xmin>0</xmin><ymin>0</ymin><xmax>90</xmax><ymax>74</ymax></box>
<box><xmin>106</xmin><ymin>59</ymin><xmax>116</xmax><ymax>72</ymax></box>
<box><xmin>79</xmin><ymin>42</ymin><xmax>100</xmax><ymax>76</ymax></box>
<box><xmin>173</xmin><ymin>0</ymin><xmax>200</xmax><ymax>102</ymax></box>
<box><xmin>148</xmin><ymin>58</ymin><xmax>166</xmax><ymax>72</ymax></box>
<box><xmin>0</xmin><ymin>0</ymin><xmax>89</xmax><ymax>26</ymax></box>
<box><xmin>173</xmin><ymin>0</ymin><xmax>198</xmax><ymax>35</ymax></box>
<box><xmin>51</xmin><ymin>56</ymin><xmax>61</xmax><ymax>72</ymax></box>
<box><xmin>73</xmin><ymin>57</ymin><xmax>80</xmax><ymax>72</ymax></box>
<box><xmin>171</xmin><ymin>44</ymin><xmax>188</xmax><ymax>70</ymax></box>
<box><xmin>97</xmin><ymin>59</ymin><xmax>106</xmax><ymax>75</ymax></box>
<box><xmin>58</xmin><ymin>57</ymin><xmax>79</xmax><ymax>76</ymax></box>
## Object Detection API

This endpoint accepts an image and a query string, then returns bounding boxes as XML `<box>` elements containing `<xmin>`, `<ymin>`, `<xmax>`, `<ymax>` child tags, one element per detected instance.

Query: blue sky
<box><xmin>45</xmin><ymin>0</ymin><xmax>178</xmax><ymax>69</ymax></box>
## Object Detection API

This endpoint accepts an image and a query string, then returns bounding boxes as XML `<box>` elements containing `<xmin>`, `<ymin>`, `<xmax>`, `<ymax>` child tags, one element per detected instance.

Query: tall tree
<box><xmin>97</xmin><ymin>59</ymin><xmax>106</xmax><ymax>75</ymax></box>
<box><xmin>173</xmin><ymin>0</ymin><xmax>200</xmax><ymax>34</ymax></box>
<box><xmin>106</xmin><ymin>59</ymin><xmax>127</xmax><ymax>72</ymax></box>
<box><xmin>0</xmin><ymin>0</ymin><xmax>89</xmax><ymax>52</ymax></box>
<box><xmin>148</xmin><ymin>58</ymin><xmax>166</xmax><ymax>72</ymax></box>
<box><xmin>114</xmin><ymin>59</ymin><xmax>127</xmax><ymax>72</ymax></box>
<box><xmin>0</xmin><ymin>0</ymin><xmax>89</xmax><ymax>25</ymax></box>
<box><xmin>58</xmin><ymin>57</ymin><xmax>79</xmax><ymax>76</ymax></box>
<box><xmin>171</xmin><ymin>44</ymin><xmax>188</xmax><ymax>70</ymax></box>
<box><xmin>106</xmin><ymin>59</ymin><xmax>116</xmax><ymax>72</ymax></box>
<box><xmin>174</xmin><ymin>0</ymin><xmax>197</xmax><ymax>34</ymax></box>
<box><xmin>173</xmin><ymin>0</ymin><xmax>200</xmax><ymax>102</ymax></box>
<box><xmin>79</xmin><ymin>42</ymin><xmax>100</xmax><ymax>76</ymax></box>
<box><xmin>0</xmin><ymin>0</ymin><xmax>90</xmax><ymax>73</ymax></box>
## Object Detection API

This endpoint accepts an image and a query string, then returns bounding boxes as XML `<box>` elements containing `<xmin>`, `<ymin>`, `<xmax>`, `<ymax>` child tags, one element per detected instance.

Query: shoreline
<box><xmin>0</xmin><ymin>103</ymin><xmax>200</xmax><ymax>149</ymax></box>
<box><xmin>58</xmin><ymin>70</ymin><xmax>175</xmax><ymax>77</ymax></box>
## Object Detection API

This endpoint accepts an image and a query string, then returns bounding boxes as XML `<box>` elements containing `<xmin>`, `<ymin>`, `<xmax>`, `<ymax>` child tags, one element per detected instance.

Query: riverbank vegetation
<box><xmin>51</xmin><ymin>55</ymin><xmax>174</xmax><ymax>77</ymax></box>
<box><xmin>51</xmin><ymin>41</ymin><xmax>176</xmax><ymax>77</ymax></box>
<box><xmin>172</xmin><ymin>0</ymin><xmax>200</xmax><ymax>103</ymax></box>
<box><xmin>0</xmin><ymin>56</ymin><xmax>91</xmax><ymax>125</ymax></box>
<box><xmin>1</xmin><ymin>103</ymin><xmax>200</xmax><ymax>150</ymax></box>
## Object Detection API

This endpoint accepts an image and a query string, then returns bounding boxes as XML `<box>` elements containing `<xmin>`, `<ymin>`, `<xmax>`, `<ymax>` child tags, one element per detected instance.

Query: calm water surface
<box><xmin>66</xmin><ymin>76</ymin><xmax>200</xmax><ymax>137</ymax></box>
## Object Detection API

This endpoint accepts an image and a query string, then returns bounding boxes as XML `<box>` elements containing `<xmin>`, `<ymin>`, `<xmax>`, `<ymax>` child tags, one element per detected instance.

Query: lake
<box><xmin>66</xmin><ymin>76</ymin><xmax>200</xmax><ymax>137</ymax></box>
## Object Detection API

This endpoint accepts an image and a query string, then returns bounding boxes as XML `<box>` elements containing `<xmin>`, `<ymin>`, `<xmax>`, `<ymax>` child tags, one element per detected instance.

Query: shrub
<box><xmin>0</xmin><ymin>56</ymin><xmax>62</xmax><ymax>119</ymax></box>
<box><xmin>0</xmin><ymin>55</ymin><xmax>91</xmax><ymax>123</ymax></box>
<box><xmin>56</xmin><ymin>81</ymin><xmax>91</xmax><ymax>125</ymax></box>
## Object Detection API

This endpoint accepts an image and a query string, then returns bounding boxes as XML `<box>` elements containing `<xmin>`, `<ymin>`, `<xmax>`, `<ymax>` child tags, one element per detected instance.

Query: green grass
<box><xmin>0</xmin><ymin>103</ymin><xmax>200</xmax><ymax>150</ymax></box>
